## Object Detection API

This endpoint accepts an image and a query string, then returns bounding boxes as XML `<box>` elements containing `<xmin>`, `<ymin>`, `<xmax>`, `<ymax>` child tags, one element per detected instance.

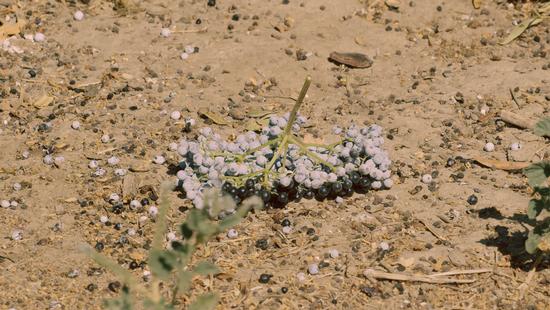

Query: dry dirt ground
<box><xmin>1</xmin><ymin>0</ymin><xmax>550</xmax><ymax>309</ymax></box>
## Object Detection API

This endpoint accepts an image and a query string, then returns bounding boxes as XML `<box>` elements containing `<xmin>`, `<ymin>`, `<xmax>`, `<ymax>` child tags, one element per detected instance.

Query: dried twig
<box><xmin>363</xmin><ymin>269</ymin><xmax>483</xmax><ymax>284</ymax></box>
<box><xmin>472</xmin><ymin>156</ymin><xmax>530</xmax><ymax>171</ymax></box>
<box><xmin>500</xmin><ymin>110</ymin><xmax>536</xmax><ymax>130</ymax></box>
<box><xmin>509</xmin><ymin>88</ymin><xmax>520</xmax><ymax>108</ymax></box>
<box><xmin>417</xmin><ymin>217</ymin><xmax>447</xmax><ymax>241</ymax></box>
<box><xmin>429</xmin><ymin>269</ymin><xmax>492</xmax><ymax>277</ymax></box>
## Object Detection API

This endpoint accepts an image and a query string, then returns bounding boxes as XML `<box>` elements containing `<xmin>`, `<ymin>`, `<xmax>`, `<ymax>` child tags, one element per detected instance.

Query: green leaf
<box><xmin>186</xmin><ymin>209</ymin><xmax>218</xmax><ymax>243</ymax></box>
<box><xmin>525</xmin><ymin>230</ymin><xmax>540</xmax><ymax>254</ymax></box>
<box><xmin>526</xmin><ymin>217</ymin><xmax>550</xmax><ymax>254</ymax></box>
<box><xmin>527</xmin><ymin>199</ymin><xmax>544</xmax><ymax>220</ymax></box>
<box><xmin>188</xmin><ymin>293</ymin><xmax>219</xmax><ymax>310</ymax></box>
<box><xmin>81</xmin><ymin>244</ymin><xmax>139</xmax><ymax>291</ymax></box>
<box><xmin>180</xmin><ymin>223</ymin><xmax>193</xmax><ymax>239</ymax></box>
<box><xmin>177</xmin><ymin>270</ymin><xmax>193</xmax><ymax>293</ymax></box>
<box><xmin>103</xmin><ymin>293</ymin><xmax>132</xmax><ymax>310</ymax></box>
<box><xmin>218</xmin><ymin>196</ymin><xmax>263</xmax><ymax>231</ymax></box>
<box><xmin>524</xmin><ymin>162</ymin><xmax>550</xmax><ymax>187</ymax></box>
<box><xmin>170</xmin><ymin>240</ymin><xmax>189</xmax><ymax>254</ymax></box>
<box><xmin>193</xmin><ymin>261</ymin><xmax>219</xmax><ymax>276</ymax></box>
<box><xmin>143</xmin><ymin>298</ymin><xmax>173</xmax><ymax>310</ymax></box>
<box><xmin>534</xmin><ymin>118</ymin><xmax>550</xmax><ymax>137</ymax></box>
<box><xmin>148</xmin><ymin>249</ymin><xmax>178</xmax><ymax>280</ymax></box>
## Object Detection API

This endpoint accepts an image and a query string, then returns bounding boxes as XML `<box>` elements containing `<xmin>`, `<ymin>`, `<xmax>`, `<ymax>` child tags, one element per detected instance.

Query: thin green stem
<box><xmin>290</xmin><ymin>136</ymin><xmax>335</xmax><ymax>171</ymax></box>
<box><xmin>283</xmin><ymin>76</ymin><xmax>311</xmax><ymax>136</ymax></box>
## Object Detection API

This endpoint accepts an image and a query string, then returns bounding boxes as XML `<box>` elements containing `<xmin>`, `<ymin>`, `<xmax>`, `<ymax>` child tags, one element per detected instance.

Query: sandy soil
<box><xmin>1</xmin><ymin>0</ymin><xmax>549</xmax><ymax>309</ymax></box>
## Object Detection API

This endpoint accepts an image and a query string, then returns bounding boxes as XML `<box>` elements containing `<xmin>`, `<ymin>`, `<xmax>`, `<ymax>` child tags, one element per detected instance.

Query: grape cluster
<box><xmin>170</xmin><ymin>113</ymin><xmax>392</xmax><ymax>209</ymax></box>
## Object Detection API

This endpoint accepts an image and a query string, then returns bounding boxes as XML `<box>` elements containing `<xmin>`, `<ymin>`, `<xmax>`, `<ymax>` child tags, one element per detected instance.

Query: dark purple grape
<box><xmin>317</xmin><ymin>185</ymin><xmax>329</xmax><ymax>198</ymax></box>
<box><xmin>342</xmin><ymin>187</ymin><xmax>354</xmax><ymax>197</ymax></box>
<box><xmin>349</xmin><ymin>171</ymin><xmax>361</xmax><ymax>184</ymax></box>
<box><xmin>228</xmin><ymin>187</ymin><xmax>238</xmax><ymax>197</ymax></box>
<box><xmin>245</xmin><ymin>178</ymin><xmax>255</xmax><ymax>190</ymax></box>
<box><xmin>222</xmin><ymin>182</ymin><xmax>234</xmax><ymax>193</ymax></box>
<box><xmin>293</xmin><ymin>190</ymin><xmax>303</xmax><ymax>202</ymax></box>
<box><xmin>259</xmin><ymin>189</ymin><xmax>271</xmax><ymax>203</ymax></box>
<box><xmin>177</xmin><ymin>161</ymin><xmax>187</xmax><ymax>170</ymax></box>
<box><xmin>302</xmin><ymin>189</ymin><xmax>314</xmax><ymax>200</ymax></box>
<box><xmin>277</xmin><ymin>192</ymin><xmax>289</xmax><ymax>204</ymax></box>
<box><xmin>331</xmin><ymin>182</ymin><xmax>343</xmax><ymax>194</ymax></box>
<box><xmin>342</xmin><ymin>178</ymin><xmax>353</xmax><ymax>190</ymax></box>
<box><xmin>359</xmin><ymin>177</ymin><xmax>371</xmax><ymax>189</ymax></box>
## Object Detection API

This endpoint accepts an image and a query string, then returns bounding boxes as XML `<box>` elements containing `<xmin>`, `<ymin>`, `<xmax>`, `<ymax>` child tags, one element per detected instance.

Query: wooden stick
<box><xmin>509</xmin><ymin>88</ymin><xmax>520</xmax><ymax>108</ymax></box>
<box><xmin>363</xmin><ymin>269</ymin><xmax>478</xmax><ymax>284</ymax></box>
<box><xmin>500</xmin><ymin>110</ymin><xmax>536</xmax><ymax>130</ymax></box>
<box><xmin>429</xmin><ymin>268</ymin><xmax>492</xmax><ymax>277</ymax></box>
<box><xmin>417</xmin><ymin>217</ymin><xmax>447</xmax><ymax>241</ymax></box>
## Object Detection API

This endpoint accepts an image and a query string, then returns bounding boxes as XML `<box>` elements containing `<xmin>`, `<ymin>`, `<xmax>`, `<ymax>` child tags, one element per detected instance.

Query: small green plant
<box><xmin>523</xmin><ymin>117</ymin><xmax>550</xmax><ymax>255</ymax></box>
<box><xmin>82</xmin><ymin>183</ymin><xmax>262</xmax><ymax>309</ymax></box>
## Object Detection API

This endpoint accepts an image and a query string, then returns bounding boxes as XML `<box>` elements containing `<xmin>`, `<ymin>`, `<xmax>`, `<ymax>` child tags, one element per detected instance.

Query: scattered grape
<box><xmin>308</xmin><ymin>263</ymin><xmax>319</xmax><ymax>275</ymax></box>
<box><xmin>484</xmin><ymin>142</ymin><xmax>495</xmax><ymax>152</ymax></box>
<box><xmin>74</xmin><ymin>10</ymin><xmax>84</xmax><ymax>21</ymax></box>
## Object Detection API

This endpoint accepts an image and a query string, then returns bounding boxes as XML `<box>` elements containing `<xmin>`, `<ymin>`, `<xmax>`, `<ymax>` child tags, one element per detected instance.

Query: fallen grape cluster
<box><xmin>170</xmin><ymin>78</ymin><xmax>392</xmax><ymax>210</ymax></box>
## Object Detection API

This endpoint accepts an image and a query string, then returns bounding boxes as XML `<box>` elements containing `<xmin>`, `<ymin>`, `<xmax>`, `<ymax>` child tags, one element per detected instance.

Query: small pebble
<box><xmin>114</xmin><ymin>168</ymin><xmax>127</xmax><ymax>176</ymax></box>
<box><xmin>88</xmin><ymin>160</ymin><xmax>99</xmax><ymax>169</ymax></box>
<box><xmin>227</xmin><ymin>229</ymin><xmax>238</xmax><ymax>239</ymax></box>
<box><xmin>180</xmin><ymin>52</ymin><xmax>189</xmax><ymax>60</ymax></box>
<box><xmin>11</xmin><ymin>230</ymin><xmax>23</xmax><ymax>241</ymax></box>
<box><xmin>329</xmin><ymin>249</ymin><xmax>340</xmax><ymax>258</ymax></box>
<box><xmin>510</xmin><ymin>142</ymin><xmax>521</xmax><ymax>151</ymax></box>
<box><xmin>13</xmin><ymin>183</ymin><xmax>22</xmax><ymax>191</ymax></box>
<box><xmin>74</xmin><ymin>10</ymin><xmax>84</xmax><ymax>21</ymax></box>
<box><xmin>99</xmin><ymin>215</ymin><xmax>109</xmax><ymax>223</ymax></box>
<box><xmin>421</xmin><ymin>174</ymin><xmax>433</xmax><ymax>184</ymax></box>
<box><xmin>1</xmin><ymin>200</ymin><xmax>10</xmax><ymax>208</ymax></box>
<box><xmin>170</xmin><ymin>111</ymin><xmax>181</xmax><ymax>120</ymax></box>
<box><xmin>484</xmin><ymin>142</ymin><xmax>495</xmax><ymax>152</ymax></box>
<box><xmin>184</xmin><ymin>45</ymin><xmax>195</xmax><ymax>54</ymax></box>
<box><xmin>10</xmin><ymin>201</ymin><xmax>18</xmax><ymax>208</ymax></box>
<box><xmin>379</xmin><ymin>241</ymin><xmax>390</xmax><ymax>251</ymax></box>
<box><xmin>308</xmin><ymin>263</ymin><xmax>320</xmax><ymax>275</ymax></box>
<box><xmin>335</xmin><ymin>196</ymin><xmax>344</xmax><ymax>203</ymax></box>
<box><xmin>139</xmin><ymin>215</ymin><xmax>148</xmax><ymax>224</ymax></box>
<box><xmin>296</xmin><ymin>272</ymin><xmax>306</xmax><ymax>281</ymax></box>
<box><xmin>71</xmin><ymin>121</ymin><xmax>80</xmax><ymax>130</ymax></box>
<box><xmin>101</xmin><ymin>134</ymin><xmax>110</xmax><ymax>143</ymax></box>
<box><xmin>22</xmin><ymin>150</ymin><xmax>30</xmax><ymax>159</ymax></box>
